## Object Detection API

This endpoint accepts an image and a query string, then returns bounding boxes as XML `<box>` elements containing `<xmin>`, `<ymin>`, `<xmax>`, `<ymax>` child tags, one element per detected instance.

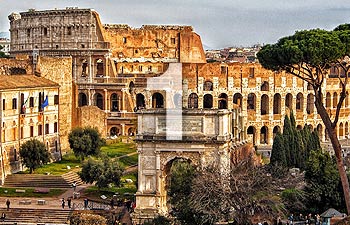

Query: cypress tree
<box><xmin>271</xmin><ymin>132</ymin><xmax>287</xmax><ymax>167</ymax></box>
<box><xmin>282</xmin><ymin>115</ymin><xmax>293</xmax><ymax>167</ymax></box>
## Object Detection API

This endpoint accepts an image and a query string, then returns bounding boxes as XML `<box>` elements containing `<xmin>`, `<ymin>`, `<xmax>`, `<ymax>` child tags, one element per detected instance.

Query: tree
<box><xmin>257</xmin><ymin>27</ymin><xmax>350</xmax><ymax>213</ymax></box>
<box><xmin>304</xmin><ymin>149</ymin><xmax>345</xmax><ymax>213</ymax></box>
<box><xmin>19</xmin><ymin>139</ymin><xmax>50</xmax><ymax>173</ymax></box>
<box><xmin>270</xmin><ymin>132</ymin><xmax>287</xmax><ymax>167</ymax></box>
<box><xmin>68</xmin><ymin>127</ymin><xmax>105</xmax><ymax>160</ymax></box>
<box><xmin>79</xmin><ymin>156</ymin><xmax>124</xmax><ymax>189</ymax></box>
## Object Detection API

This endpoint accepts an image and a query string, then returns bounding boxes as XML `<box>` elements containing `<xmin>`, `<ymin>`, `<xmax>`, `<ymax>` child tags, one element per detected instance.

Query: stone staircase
<box><xmin>61</xmin><ymin>171</ymin><xmax>84</xmax><ymax>186</ymax></box>
<box><xmin>0</xmin><ymin>208</ymin><xmax>71</xmax><ymax>224</ymax></box>
<box><xmin>3</xmin><ymin>172</ymin><xmax>83</xmax><ymax>188</ymax></box>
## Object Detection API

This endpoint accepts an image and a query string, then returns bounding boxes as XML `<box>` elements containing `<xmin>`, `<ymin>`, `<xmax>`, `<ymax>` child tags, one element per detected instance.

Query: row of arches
<box><xmin>325</xmin><ymin>92</ymin><xmax>349</xmax><ymax>108</ymax></box>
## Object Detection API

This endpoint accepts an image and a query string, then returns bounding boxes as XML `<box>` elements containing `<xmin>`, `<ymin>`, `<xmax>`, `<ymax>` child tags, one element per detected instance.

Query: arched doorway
<box><xmin>188</xmin><ymin>93</ymin><xmax>198</xmax><ymax>108</ymax></box>
<box><xmin>218</xmin><ymin>93</ymin><xmax>228</xmax><ymax>109</ymax></box>
<box><xmin>285</xmin><ymin>93</ymin><xmax>293</xmax><ymax>110</ymax></box>
<box><xmin>94</xmin><ymin>93</ymin><xmax>104</xmax><ymax>110</ymax></box>
<box><xmin>78</xmin><ymin>93</ymin><xmax>88</xmax><ymax>107</ymax></box>
<box><xmin>247</xmin><ymin>93</ymin><xmax>256</xmax><ymax>111</ymax></box>
<box><xmin>203</xmin><ymin>94</ymin><xmax>213</xmax><ymax>109</ymax></box>
<box><xmin>96</xmin><ymin>58</ymin><xmax>104</xmax><ymax>77</ymax></box>
<box><xmin>110</xmin><ymin>127</ymin><xmax>120</xmax><ymax>136</ymax></box>
<box><xmin>233</xmin><ymin>93</ymin><xmax>243</xmax><ymax>109</ymax></box>
<box><xmin>110</xmin><ymin>93</ymin><xmax>119</xmax><ymax>111</ymax></box>
<box><xmin>339</xmin><ymin>122</ymin><xmax>344</xmax><ymax>139</ymax></box>
<box><xmin>247</xmin><ymin>126</ymin><xmax>256</xmax><ymax>145</ymax></box>
<box><xmin>260</xmin><ymin>126</ymin><xmax>268</xmax><ymax>144</ymax></box>
<box><xmin>273</xmin><ymin>94</ymin><xmax>281</xmax><ymax>114</ymax></box>
<box><xmin>152</xmin><ymin>93</ymin><xmax>164</xmax><ymax>108</ymax></box>
<box><xmin>128</xmin><ymin>127</ymin><xmax>135</xmax><ymax>136</ymax></box>
<box><xmin>326</xmin><ymin>92</ymin><xmax>331</xmax><ymax>108</ymax></box>
<box><xmin>136</xmin><ymin>93</ymin><xmax>146</xmax><ymax>109</ymax></box>
<box><xmin>296</xmin><ymin>93</ymin><xmax>303</xmax><ymax>111</ymax></box>
<box><xmin>261</xmin><ymin>94</ymin><xmax>269</xmax><ymax>115</ymax></box>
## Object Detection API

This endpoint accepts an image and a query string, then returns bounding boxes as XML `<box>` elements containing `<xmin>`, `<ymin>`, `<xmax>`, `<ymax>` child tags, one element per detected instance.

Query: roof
<box><xmin>320</xmin><ymin>208</ymin><xmax>344</xmax><ymax>218</ymax></box>
<box><xmin>0</xmin><ymin>75</ymin><xmax>59</xmax><ymax>90</ymax></box>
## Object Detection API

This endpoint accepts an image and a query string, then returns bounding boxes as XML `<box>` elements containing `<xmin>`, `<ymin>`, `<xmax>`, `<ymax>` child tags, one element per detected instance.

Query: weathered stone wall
<box><xmin>37</xmin><ymin>56</ymin><xmax>73</xmax><ymax>151</ymax></box>
<box><xmin>0</xmin><ymin>58</ymin><xmax>32</xmax><ymax>75</ymax></box>
<box><xmin>76</xmin><ymin>106</ymin><xmax>107</xmax><ymax>138</ymax></box>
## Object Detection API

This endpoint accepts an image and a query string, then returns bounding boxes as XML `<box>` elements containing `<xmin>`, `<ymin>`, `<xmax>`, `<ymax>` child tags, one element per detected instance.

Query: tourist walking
<box><xmin>67</xmin><ymin>197</ymin><xmax>72</xmax><ymax>209</ymax></box>
<box><xmin>61</xmin><ymin>198</ymin><xmax>65</xmax><ymax>209</ymax></box>
<box><xmin>5</xmin><ymin>199</ymin><xmax>10</xmax><ymax>210</ymax></box>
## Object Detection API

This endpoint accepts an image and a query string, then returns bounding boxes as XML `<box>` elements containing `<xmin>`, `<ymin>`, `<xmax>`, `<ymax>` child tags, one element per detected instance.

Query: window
<box><xmin>148</xmin><ymin>66</ymin><xmax>152</xmax><ymax>72</ymax></box>
<box><xmin>67</xmin><ymin>27</ymin><xmax>72</xmax><ymax>35</ymax></box>
<box><xmin>171</xmin><ymin>38</ymin><xmax>176</xmax><ymax>44</ymax></box>
<box><xmin>30</xmin><ymin>125</ymin><xmax>34</xmax><ymax>137</ymax></box>
<box><xmin>45</xmin><ymin>123</ymin><xmax>49</xmax><ymax>134</ymax></box>
<box><xmin>135</xmin><ymin>49</ymin><xmax>139</xmax><ymax>54</ymax></box>
<box><xmin>55</xmin><ymin>45</ymin><xmax>59</xmax><ymax>49</ymax></box>
<box><xmin>43</xmin><ymin>27</ymin><xmax>48</xmax><ymax>37</ymax></box>
<box><xmin>221</xmin><ymin>66</ymin><xmax>227</xmax><ymax>75</ymax></box>
<box><xmin>38</xmin><ymin>124</ymin><xmax>42</xmax><ymax>136</ymax></box>
<box><xmin>2</xmin><ymin>99</ymin><xmax>5</xmax><ymax>110</ymax></box>
<box><xmin>81</xmin><ymin>44</ymin><xmax>85</xmax><ymax>48</ymax></box>
<box><xmin>249</xmin><ymin>67</ymin><xmax>255</xmax><ymax>78</ymax></box>
<box><xmin>29</xmin><ymin>97</ymin><xmax>34</xmax><ymax>107</ymax></box>
<box><xmin>123</xmin><ymin>37</ymin><xmax>127</xmax><ymax>44</ymax></box>
<box><xmin>27</xmin><ymin>29</ymin><xmax>30</xmax><ymax>37</ymax></box>
<box><xmin>139</xmin><ymin>65</ymin><xmax>143</xmax><ymax>72</ymax></box>
<box><xmin>203</xmin><ymin>81</ymin><xmax>213</xmax><ymax>91</ymax></box>
<box><xmin>12</xmin><ymin>98</ymin><xmax>17</xmax><ymax>109</ymax></box>
<box><xmin>20</xmin><ymin>127</ymin><xmax>24</xmax><ymax>139</ymax></box>
<box><xmin>13</xmin><ymin>149</ymin><xmax>18</xmax><ymax>161</ymax></box>
<box><xmin>54</xmin><ymin>122</ymin><xmax>58</xmax><ymax>133</ymax></box>
<box><xmin>54</xmin><ymin>95</ymin><xmax>59</xmax><ymax>105</ymax></box>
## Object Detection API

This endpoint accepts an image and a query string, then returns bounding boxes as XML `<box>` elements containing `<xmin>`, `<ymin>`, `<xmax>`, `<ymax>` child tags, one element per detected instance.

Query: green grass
<box><xmin>118</xmin><ymin>154</ymin><xmax>138</xmax><ymax>167</ymax></box>
<box><xmin>101</xmin><ymin>142</ymin><xmax>136</xmax><ymax>158</ymax></box>
<box><xmin>0</xmin><ymin>187</ymin><xmax>65</xmax><ymax>197</ymax></box>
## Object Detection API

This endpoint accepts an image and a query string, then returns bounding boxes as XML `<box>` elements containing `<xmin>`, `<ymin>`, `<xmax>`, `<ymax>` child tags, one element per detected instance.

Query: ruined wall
<box><xmin>0</xmin><ymin>58</ymin><xmax>32</xmax><ymax>75</ymax></box>
<box><xmin>179</xmin><ymin>31</ymin><xmax>206</xmax><ymax>63</ymax></box>
<box><xmin>37</xmin><ymin>56</ymin><xmax>73</xmax><ymax>151</ymax></box>
<box><xmin>76</xmin><ymin>106</ymin><xmax>107</xmax><ymax>138</ymax></box>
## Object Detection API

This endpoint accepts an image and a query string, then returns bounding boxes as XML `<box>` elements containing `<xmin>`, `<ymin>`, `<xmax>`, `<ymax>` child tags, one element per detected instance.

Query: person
<box><xmin>61</xmin><ymin>198</ymin><xmax>65</xmax><ymax>209</ymax></box>
<box><xmin>110</xmin><ymin>198</ymin><xmax>115</xmax><ymax>209</ymax></box>
<box><xmin>84</xmin><ymin>198</ymin><xmax>88</xmax><ymax>209</ymax></box>
<box><xmin>67</xmin><ymin>197</ymin><xmax>72</xmax><ymax>209</ymax></box>
<box><xmin>0</xmin><ymin>212</ymin><xmax>5</xmax><ymax>221</ymax></box>
<box><xmin>72</xmin><ymin>181</ymin><xmax>76</xmax><ymax>191</ymax></box>
<box><xmin>5</xmin><ymin>199</ymin><xmax>10</xmax><ymax>210</ymax></box>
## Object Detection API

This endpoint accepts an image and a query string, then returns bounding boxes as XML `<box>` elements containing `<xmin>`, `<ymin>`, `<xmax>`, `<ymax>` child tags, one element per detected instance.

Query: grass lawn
<box><xmin>101</xmin><ymin>142</ymin><xmax>136</xmax><ymax>158</ymax></box>
<box><xmin>0</xmin><ymin>187</ymin><xmax>65</xmax><ymax>197</ymax></box>
<box><xmin>119</xmin><ymin>153</ymin><xmax>138</xmax><ymax>167</ymax></box>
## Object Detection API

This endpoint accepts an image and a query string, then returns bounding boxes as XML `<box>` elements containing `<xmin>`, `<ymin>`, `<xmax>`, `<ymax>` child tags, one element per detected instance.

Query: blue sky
<box><xmin>1</xmin><ymin>0</ymin><xmax>349</xmax><ymax>49</ymax></box>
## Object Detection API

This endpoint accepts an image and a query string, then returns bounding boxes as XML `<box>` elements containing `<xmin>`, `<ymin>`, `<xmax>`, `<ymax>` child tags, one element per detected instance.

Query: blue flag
<box><xmin>41</xmin><ymin>96</ymin><xmax>49</xmax><ymax>108</ymax></box>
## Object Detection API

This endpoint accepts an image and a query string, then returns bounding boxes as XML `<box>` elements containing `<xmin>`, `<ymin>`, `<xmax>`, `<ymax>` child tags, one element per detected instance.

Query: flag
<box><xmin>21</xmin><ymin>96</ymin><xmax>29</xmax><ymax>114</ymax></box>
<box><xmin>41</xmin><ymin>95</ymin><xmax>49</xmax><ymax>108</ymax></box>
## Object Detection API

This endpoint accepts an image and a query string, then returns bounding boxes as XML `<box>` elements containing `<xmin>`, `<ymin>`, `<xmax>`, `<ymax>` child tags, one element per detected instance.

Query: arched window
<box><xmin>81</xmin><ymin>59</ymin><xmax>88</xmax><ymax>76</ymax></box>
<box><xmin>326</xmin><ymin>92</ymin><xmax>331</xmax><ymax>108</ymax></box>
<box><xmin>94</xmin><ymin>93</ymin><xmax>104</xmax><ymax>110</ymax></box>
<box><xmin>96</xmin><ymin>59</ymin><xmax>104</xmax><ymax>77</ymax></box>
<box><xmin>233</xmin><ymin>93</ymin><xmax>243</xmax><ymax>109</ymax></box>
<box><xmin>339</xmin><ymin>122</ymin><xmax>344</xmax><ymax>139</ymax></box>
<box><xmin>78</xmin><ymin>92</ymin><xmax>88</xmax><ymax>107</ymax></box>
<box><xmin>260</xmin><ymin>126</ymin><xmax>268</xmax><ymax>144</ymax></box>
<box><xmin>188</xmin><ymin>93</ymin><xmax>198</xmax><ymax>108</ymax></box>
<box><xmin>218</xmin><ymin>93</ymin><xmax>228</xmax><ymax>109</ymax></box>
<box><xmin>296</xmin><ymin>93</ymin><xmax>303</xmax><ymax>111</ymax></box>
<box><xmin>285</xmin><ymin>93</ymin><xmax>293</xmax><ymax>109</ymax></box>
<box><xmin>203</xmin><ymin>81</ymin><xmax>213</xmax><ymax>91</ymax></box>
<box><xmin>247</xmin><ymin>126</ymin><xmax>256</xmax><ymax>145</ymax></box>
<box><xmin>247</xmin><ymin>93</ymin><xmax>256</xmax><ymax>110</ymax></box>
<box><xmin>261</xmin><ymin>81</ymin><xmax>269</xmax><ymax>91</ymax></box>
<box><xmin>136</xmin><ymin>93</ymin><xmax>146</xmax><ymax>109</ymax></box>
<box><xmin>110</xmin><ymin>127</ymin><xmax>120</xmax><ymax>136</ymax></box>
<box><xmin>152</xmin><ymin>92</ymin><xmax>164</xmax><ymax>108</ymax></box>
<box><xmin>110</xmin><ymin>93</ymin><xmax>119</xmax><ymax>112</ymax></box>
<box><xmin>273</xmin><ymin>126</ymin><xmax>281</xmax><ymax>139</ymax></box>
<box><xmin>261</xmin><ymin>94</ymin><xmax>269</xmax><ymax>115</ymax></box>
<box><xmin>203</xmin><ymin>94</ymin><xmax>213</xmax><ymax>109</ymax></box>
<box><xmin>307</xmin><ymin>94</ymin><xmax>314</xmax><ymax>114</ymax></box>
<box><xmin>333</xmin><ymin>92</ymin><xmax>338</xmax><ymax>108</ymax></box>
<box><xmin>273</xmin><ymin>94</ymin><xmax>281</xmax><ymax>114</ymax></box>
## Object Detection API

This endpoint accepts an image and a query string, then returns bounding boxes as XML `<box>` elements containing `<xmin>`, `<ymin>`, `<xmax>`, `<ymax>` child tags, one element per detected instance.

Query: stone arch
<box><xmin>297</xmin><ymin>125</ymin><xmax>303</xmax><ymax>130</ymax></box>
<box><xmin>152</xmin><ymin>92</ymin><xmax>164</xmax><ymax>108</ymax></box>
<box><xmin>247</xmin><ymin>93</ymin><xmax>256</xmax><ymax>111</ymax></box>
<box><xmin>260</xmin><ymin>126</ymin><xmax>268</xmax><ymax>144</ymax></box>
<box><xmin>285</xmin><ymin>93</ymin><xmax>293</xmax><ymax>110</ymax></box>
<box><xmin>261</xmin><ymin>81</ymin><xmax>269</xmax><ymax>91</ymax></box>
<box><xmin>346</xmin><ymin>122</ymin><xmax>349</xmax><ymax>137</ymax></box>
<box><xmin>296</xmin><ymin>93</ymin><xmax>303</xmax><ymax>111</ymax></box>
<box><xmin>188</xmin><ymin>93</ymin><xmax>198</xmax><ymax>108</ymax></box>
<box><xmin>218</xmin><ymin>93</ymin><xmax>228</xmax><ymax>109</ymax></box>
<box><xmin>136</xmin><ymin>93</ymin><xmax>146</xmax><ymax>109</ymax></box>
<box><xmin>203</xmin><ymin>94</ymin><xmax>213</xmax><ymax>109</ymax></box>
<box><xmin>339</xmin><ymin>122</ymin><xmax>344</xmax><ymax>139</ymax></box>
<box><xmin>261</xmin><ymin>94</ymin><xmax>269</xmax><ymax>115</ymax></box>
<box><xmin>110</xmin><ymin>93</ymin><xmax>119</xmax><ymax>111</ymax></box>
<box><xmin>203</xmin><ymin>80</ymin><xmax>213</xmax><ymax>91</ymax></box>
<box><xmin>273</xmin><ymin>93</ymin><xmax>281</xmax><ymax>114</ymax></box>
<box><xmin>110</xmin><ymin>127</ymin><xmax>120</xmax><ymax>136</ymax></box>
<box><xmin>94</xmin><ymin>93</ymin><xmax>104</xmax><ymax>110</ymax></box>
<box><xmin>128</xmin><ymin>127</ymin><xmax>135</xmax><ymax>136</ymax></box>
<box><xmin>233</xmin><ymin>93</ymin><xmax>243</xmax><ymax>109</ymax></box>
<box><xmin>273</xmin><ymin>126</ymin><xmax>281</xmax><ymax>139</ymax></box>
<box><xmin>326</xmin><ymin>92</ymin><xmax>331</xmax><ymax>108</ymax></box>
<box><xmin>96</xmin><ymin>58</ymin><xmax>104</xmax><ymax>77</ymax></box>
<box><xmin>173</xmin><ymin>93</ymin><xmax>182</xmax><ymax>108</ymax></box>
<box><xmin>247</xmin><ymin>126</ymin><xmax>256</xmax><ymax>145</ymax></box>
<box><xmin>306</xmin><ymin>94</ymin><xmax>314</xmax><ymax>114</ymax></box>
<box><xmin>333</xmin><ymin>92</ymin><xmax>338</xmax><ymax>108</ymax></box>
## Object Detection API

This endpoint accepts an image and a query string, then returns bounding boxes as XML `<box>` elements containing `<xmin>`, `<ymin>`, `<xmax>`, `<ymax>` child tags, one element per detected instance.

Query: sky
<box><xmin>0</xmin><ymin>0</ymin><xmax>350</xmax><ymax>49</ymax></box>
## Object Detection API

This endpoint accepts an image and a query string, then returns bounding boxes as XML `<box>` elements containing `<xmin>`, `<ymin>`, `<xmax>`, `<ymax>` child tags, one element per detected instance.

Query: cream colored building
<box><xmin>0</xmin><ymin>74</ymin><xmax>59</xmax><ymax>183</ymax></box>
